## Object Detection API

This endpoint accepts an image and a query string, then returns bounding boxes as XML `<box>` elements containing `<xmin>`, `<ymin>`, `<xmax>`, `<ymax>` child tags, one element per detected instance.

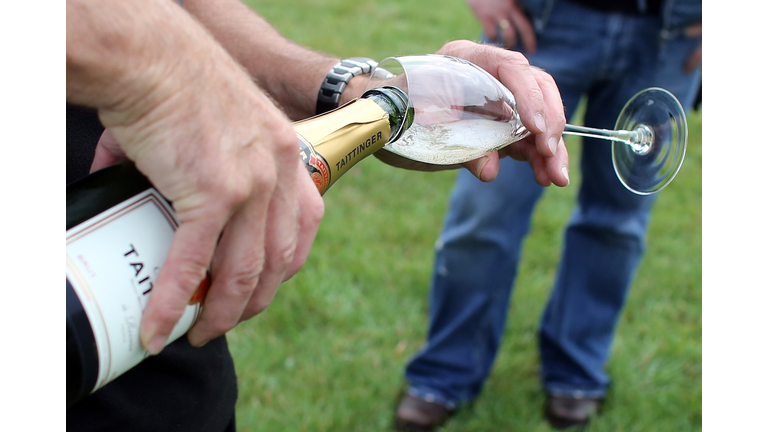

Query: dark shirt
<box><xmin>570</xmin><ymin>0</ymin><xmax>662</xmax><ymax>15</ymax></box>
<box><xmin>66</xmin><ymin>104</ymin><xmax>238</xmax><ymax>432</ymax></box>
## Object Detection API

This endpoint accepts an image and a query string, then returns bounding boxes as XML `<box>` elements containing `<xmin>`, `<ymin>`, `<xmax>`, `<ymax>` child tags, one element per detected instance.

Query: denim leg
<box><xmin>406</xmin><ymin>0</ymin><xmax>603</xmax><ymax>407</ymax></box>
<box><xmin>540</xmin><ymin>131</ymin><xmax>657</xmax><ymax>397</ymax></box>
<box><xmin>404</xmin><ymin>0</ymin><xmax>703</xmax><ymax>405</ymax></box>
<box><xmin>538</xmin><ymin>13</ymin><xmax>701</xmax><ymax>398</ymax></box>
<box><xmin>405</xmin><ymin>158</ymin><xmax>544</xmax><ymax>407</ymax></box>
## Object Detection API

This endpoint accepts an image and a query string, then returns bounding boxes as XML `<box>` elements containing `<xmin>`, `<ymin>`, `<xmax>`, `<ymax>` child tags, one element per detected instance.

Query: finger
<box><xmin>497</xmin><ymin>137</ymin><xmax>549</xmax><ymax>186</ymax></box>
<box><xmin>186</xmin><ymin>194</ymin><xmax>269</xmax><ymax>347</ymax></box>
<box><xmin>140</xmin><ymin>212</ymin><xmax>227</xmax><ymax>355</ymax></box>
<box><xmin>533</xmin><ymin>67</ymin><xmax>567</xmax><ymax>162</ymax></box>
<box><xmin>284</xmin><ymin>159</ymin><xmax>325</xmax><ymax>281</ymax></box>
<box><xmin>530</xmin><ymin>149</ymin><xmax>553</xmax><ymax>187</ymax></box>
<box><xmin>240</xmin><ymin>167</ymin><xmax>300</xmax><ymax>322</ymax></box>
<box><xmin>482</xmin><ymin>17</ymin><xmax>498</xmax><ymax>43</ymax></box>
<box><xmin>685</xmin><ymin>23</ymin><xmax>702</xmax><ymax>38</ymax></box>
<box><xmin>535</xmin><ymin>70</ymin><xmax>569</xmax><ymax>186</ymax></box>
<box><xmin>510</xmin><ymin>10</ymin><xmax>537</xmax><ymax>53</ymax></box>
<box><xmin>461</xmin><ymin>152</ymin><xmax>499</xmax><ymax>182</ymax></box>
<box><xmin>544</xmin><ymin>137</ymin><xmax>569</xmax><ymax>187</ymax></box>
<box><xmin>684</xmin><ymin>45</ymin><xmax>702</xmax><ymax>74</ymax></box>
<box><xmin>498</xmin><ymin>19</ymin><xmax>517</xmax><ymax>49</ymax></box>
<box><xmin>239</xmin><ymin>137</ymin><xmax>302</xmax><ymax>321</ymax></box>
<box><xmin>493</xmin><ymin>51</ymin><xmax>549</xmax><ymax>146</ymax></box>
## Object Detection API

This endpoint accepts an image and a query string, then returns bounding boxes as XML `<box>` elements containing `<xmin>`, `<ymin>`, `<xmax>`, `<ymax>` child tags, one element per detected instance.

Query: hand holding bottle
<box><xmin>67</xmin><ymin>0</ymin><xmax>324</xmax><ymax>354</ymax></box>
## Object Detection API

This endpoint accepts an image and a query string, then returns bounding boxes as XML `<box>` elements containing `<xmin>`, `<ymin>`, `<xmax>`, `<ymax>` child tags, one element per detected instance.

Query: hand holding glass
<box><xmin>366</xmin><ymin>55</ymin><xmax>687</xmax><ymax>195</ymax></box>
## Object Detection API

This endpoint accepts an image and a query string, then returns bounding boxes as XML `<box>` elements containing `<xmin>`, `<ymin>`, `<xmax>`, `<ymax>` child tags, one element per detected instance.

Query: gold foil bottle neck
<box><xmin>294</xmin><ymin>98</ymin><xmax>393</xmax><ymax>195</ymax></box>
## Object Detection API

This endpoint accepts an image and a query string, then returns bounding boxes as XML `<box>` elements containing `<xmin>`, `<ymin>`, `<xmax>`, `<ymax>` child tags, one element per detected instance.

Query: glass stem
<box><xmin>563</xmin><ymin>124</ymin><xmax>652</xmax><ymax>155</ymax></box>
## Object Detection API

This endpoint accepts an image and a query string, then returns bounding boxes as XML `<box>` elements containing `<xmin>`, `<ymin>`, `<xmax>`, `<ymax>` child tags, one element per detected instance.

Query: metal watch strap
<box><xmin>316</xmin><ymin>57</ymin><xmax>378</xmax><ymax>115</ymax></box>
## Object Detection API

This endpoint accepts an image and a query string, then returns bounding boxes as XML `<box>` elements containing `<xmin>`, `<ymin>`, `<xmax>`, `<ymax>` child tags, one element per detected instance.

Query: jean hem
<box><xmin>546</xmin><ymin>387</ymin><xmax>606</xmax><ymax>399</ymax></box>
<box><xmin>407</xmin><ymin>386</ymin><xmax>459</xmax><ymax>411</ymax></box>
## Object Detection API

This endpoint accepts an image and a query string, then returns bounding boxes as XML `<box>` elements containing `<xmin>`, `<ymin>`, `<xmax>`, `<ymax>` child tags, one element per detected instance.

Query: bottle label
<box><xmin>294</xmin><ymin>98</ymin><xmax>392</xmax><ymax>195</ymax></box>
<box><xmin>66</xmin><ymin>189</ymin><xmax>202</xmax><ymax>393</ymax></box>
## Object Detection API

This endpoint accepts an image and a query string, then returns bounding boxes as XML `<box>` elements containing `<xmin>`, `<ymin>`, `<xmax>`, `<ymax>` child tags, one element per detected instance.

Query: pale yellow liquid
<box><xmin>385</xmin><ymin>118</ymin><xmax>528</xmax><ymax>164</ymax></box>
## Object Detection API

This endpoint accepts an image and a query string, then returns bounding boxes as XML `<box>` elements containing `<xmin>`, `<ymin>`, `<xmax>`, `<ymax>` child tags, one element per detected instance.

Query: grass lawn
<box><xmin>230</xmin><ymin>1</ymin><xmax>702</xmax><ymax>430</ymax></box>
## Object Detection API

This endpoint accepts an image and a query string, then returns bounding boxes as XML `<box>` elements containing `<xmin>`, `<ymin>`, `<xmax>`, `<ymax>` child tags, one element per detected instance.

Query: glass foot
<box><xmin>612</xmin><ymin>88</ymin><xmax>688</xmax><ymax>195</ymax></box>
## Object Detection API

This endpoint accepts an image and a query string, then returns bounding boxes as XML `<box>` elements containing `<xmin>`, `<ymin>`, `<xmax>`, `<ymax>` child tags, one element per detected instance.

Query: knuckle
<box><xmin>250</xmin><ymin>163</ymin><xmax>278</xmax><ymax>196</ymax></box>
<box><xmin>503</xmin><ymin>50</ymin><xmax>530</xmax><ymax>67</ymax></box>
<box><xmin>525</xmin><ymin>87</ymin><xmax>545</xmax><ymax>105</ymax></box>
<box><xmin>271</xmin><ymin>122</ymin><xmax>300</xmax><ymax>159</ymax></box>
<box><xmin>223</xmin><ymin>181</ymin><xmax>252</xmax><ymax>208</ymax></box>
<box><xmin>438</xmin><ymin>39</ymin><xmax>468</xmax><ymax>55</ymax></box>
<box><xmin>554</xmin><ymin>110</ymin><xmax>566</xmax><ymax>128</ymax></box>
<box><xmin>197</xmin><ymin>171</ymin><xmax>254</xmax><ymax>211</ymax></box>
<box><xmin>223</xmin><ymin>260</ymin><xmax>265</xmax><ymax>297</ymax></box>
<box><xmin>268</xmin><ymin>239</ymin><xmax>297</xmax><ymax>272</ymax></box>
<box><xmin>175</xmin><ymin>262</ymin><xmax>209</xmax><ymax>294</ymax></box>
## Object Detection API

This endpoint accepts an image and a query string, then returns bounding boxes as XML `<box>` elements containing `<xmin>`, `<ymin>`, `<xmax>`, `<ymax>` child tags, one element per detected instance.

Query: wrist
<box><xmin>67</xmin><ymin>0</ymin><xmax>218</xmax><ymax>125</ymax></box>
<box><xmin>316</xmin><ymin>57</ymin><xmax>378</xmax><ymax>115</ymax></box>
<box><xmin>339</xmin><ymin>75</ymin><xmax>371</xmax><ymax>106</ymax></box>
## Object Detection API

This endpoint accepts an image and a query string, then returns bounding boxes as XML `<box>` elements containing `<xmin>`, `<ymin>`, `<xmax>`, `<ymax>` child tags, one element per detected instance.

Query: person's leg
<box><xmin>396</xmin><ymin>3</ymin><xmax>592</xmax><ymax>429</ymax></box>
<box><xmin>532</xmin><ymin>9</ymin><xmax>661</xmax><ymax>429</ymax></box>
<box><xmin>404</xmin><ymin>159</ymin><xmax>544</xmax><ymax>409</ymax></box>
<box><xmin>538</xmin><ymin>7</ymin><xmax>700</xmax><ymax>418</ymax></box>
<box><xmin>396</xmin><ymin>159</ymin><xmax>542</xmax><ymax>432</ymax></box>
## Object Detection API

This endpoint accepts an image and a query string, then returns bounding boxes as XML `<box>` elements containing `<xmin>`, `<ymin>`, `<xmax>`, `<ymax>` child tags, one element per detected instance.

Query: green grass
<box><xmin>230</xmin><ymin>1</ymin><xmax>702</xmax><ymax>430</ymax></box>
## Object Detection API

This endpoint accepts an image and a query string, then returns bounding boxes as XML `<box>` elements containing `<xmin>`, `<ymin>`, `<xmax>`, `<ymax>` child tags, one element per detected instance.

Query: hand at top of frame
<box><xmin>466</xmin><ymin>0</ymin><xmax>537</xmax><ymax>52</ymax></box>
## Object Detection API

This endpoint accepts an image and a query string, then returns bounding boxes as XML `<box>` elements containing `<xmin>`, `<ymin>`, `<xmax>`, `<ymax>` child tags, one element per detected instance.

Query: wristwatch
<box><xmin>316</xmin><ymin>57</ymin><xmax>378</xmax><ymax>115</ymax></box>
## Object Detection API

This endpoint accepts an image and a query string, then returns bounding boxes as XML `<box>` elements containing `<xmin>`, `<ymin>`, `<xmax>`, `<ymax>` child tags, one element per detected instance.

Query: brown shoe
<box><xmin>394</xmin><ymin>393</ymin><xmax>455</xmax><ymax>432</ymax></box>
<box><xmin>544</xmin><ymin>395</ymin><xmax>601</xmax><ymax>430</ymax></box>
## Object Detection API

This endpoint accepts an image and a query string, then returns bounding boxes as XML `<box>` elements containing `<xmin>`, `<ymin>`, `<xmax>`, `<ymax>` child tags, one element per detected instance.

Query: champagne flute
<box><xmin>365</xmin><ymin>55</ymin><xmax>687</xmax><ymax>195</ymax></box>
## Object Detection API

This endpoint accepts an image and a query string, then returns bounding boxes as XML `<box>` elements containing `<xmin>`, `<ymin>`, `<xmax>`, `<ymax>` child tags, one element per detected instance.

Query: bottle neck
<box><xmin>361</xmin><ymin>86</ymin><xmax>413</xmax><ymax>142</ymax></box>
<box><xmin>293</xmin><ymin>86</ymin><xmax>411</xmax><ymax>195</ymax></box>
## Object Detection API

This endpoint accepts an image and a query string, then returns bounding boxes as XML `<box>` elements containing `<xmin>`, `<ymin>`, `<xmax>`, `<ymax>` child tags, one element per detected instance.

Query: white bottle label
<box><xmin>66</xmin><ymin>189</ymin><xmax>202</xmax><ymax>392</ymax></box>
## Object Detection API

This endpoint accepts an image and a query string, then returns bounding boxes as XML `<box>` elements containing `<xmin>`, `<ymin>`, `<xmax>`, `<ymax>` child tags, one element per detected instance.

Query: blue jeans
<box><xmin>404</xmin><ymin>0</ymin><xmax>701</xmax><ymax>408</ymax></box>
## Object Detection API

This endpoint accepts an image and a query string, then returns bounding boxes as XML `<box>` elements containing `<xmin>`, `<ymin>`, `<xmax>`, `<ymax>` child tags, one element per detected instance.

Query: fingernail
<box><xmin>561</xmin><ymin>166</ymin><xmax>570</xmax><ymax>186</ymax></box>
<box><xmin>475</xmin><ymin>155</ymin><xmax>490</xmax><ymax>179</ymax></box>
<box><xmin>534</xmin><ymin>113</ymin><xmax>546</xmax><ymax>133</ymax></box>
<box><xmin>145</xmin><ymin>334</ymin><xmax>167</xmax><ymax>355</ymax></box>
<box><xmin>548</xmin><ymin>136</ymin><xmax>558</xmax><ymax>156</ymax></box>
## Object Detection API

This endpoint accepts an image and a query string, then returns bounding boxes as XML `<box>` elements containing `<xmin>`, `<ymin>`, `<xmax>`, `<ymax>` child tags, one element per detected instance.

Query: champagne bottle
<box><xmin>66</xmin><ymin>87</ymin><xmax>411</xmax><ymax>408</ymax></box>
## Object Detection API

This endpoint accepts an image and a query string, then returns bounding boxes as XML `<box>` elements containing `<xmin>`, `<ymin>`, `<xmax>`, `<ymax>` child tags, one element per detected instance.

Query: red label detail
<box><xmin>188</xmin><ymin>271</ymin><xmax>210</xmax><ymax>305</ymax></box>
<box><xmin>309</xmin><ymin>155</ymin><xmax>330</xmax><ymax>192</ymax></box>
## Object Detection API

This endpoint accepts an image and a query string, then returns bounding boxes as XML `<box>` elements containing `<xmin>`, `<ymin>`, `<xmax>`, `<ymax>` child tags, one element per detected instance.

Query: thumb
<box><xmin>90</xmin><ymin>129</ymin><xmax>129</xmax><ymax>172</ymax></box>
<box><xmin>462</xmin><ymin>152</ymin><xmax>499</xmax><ymax>182</ymax></box>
